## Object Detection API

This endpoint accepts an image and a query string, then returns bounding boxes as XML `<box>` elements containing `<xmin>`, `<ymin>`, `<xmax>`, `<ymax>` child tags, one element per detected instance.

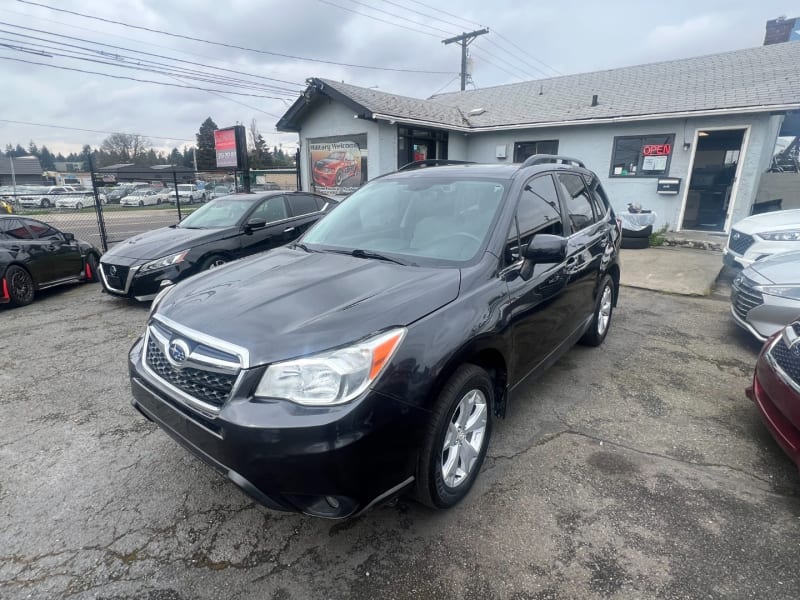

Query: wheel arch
<box><xmin>606</xmin><ymin>263</ymin><xmax>620</xmax><ymax>306</ymax></box>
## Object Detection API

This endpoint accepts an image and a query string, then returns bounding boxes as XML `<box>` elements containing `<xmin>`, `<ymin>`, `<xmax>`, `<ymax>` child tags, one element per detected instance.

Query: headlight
<box><xmin>755</xmin><ymin>285</ymin><xmax>800</xmax><ymax>300</ymax></box>
<box><xmin>254</xmin><ymin>328</ymin><xmax>406</xmax><ymax>406</ymax></box>
<box><xmin>139</xmin><ymin>250</ymin><xmax>189</xmax><ymax>274</ymax></box>
<box><xmin>757</xmin><ymin>231</ymin><xmax>800</xmax><ymax>242</ymax></box>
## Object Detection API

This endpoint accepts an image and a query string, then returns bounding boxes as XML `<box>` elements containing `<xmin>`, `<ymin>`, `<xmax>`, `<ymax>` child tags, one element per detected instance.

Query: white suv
<box><xmin>724</xmin><ymin>209</ymin><xmax>800</xmax><ymax>268</ymax></box>
<box><xmin>175</xmin><ymin>184</ymin><xmax>206</xmax><ymax>204</ymax></box>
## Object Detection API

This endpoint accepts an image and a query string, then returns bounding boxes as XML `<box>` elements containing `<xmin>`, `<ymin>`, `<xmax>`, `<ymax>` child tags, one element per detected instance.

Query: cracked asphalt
<box><xmin>1</xmin><ymin>274</ymin><xmax>799</xmax><ymax>599</ymax></box>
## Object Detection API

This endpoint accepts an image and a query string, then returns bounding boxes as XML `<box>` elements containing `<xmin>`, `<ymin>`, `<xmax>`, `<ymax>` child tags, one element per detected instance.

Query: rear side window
<box><xmin>22</xmin><ymin>219</ymin><xmax>60</xmax><ymax>240</ymax></box>
<box><xmin>0</xmin><ymin>218</ymin><xmax>32</xmax><ymax>239</ymax></box>
<box><xmin>251</xmin><ymin>196</ymin><xmax>288</xmax><ymax>223</ymax></box>
<box><xmin>556</xmin><ymin>173</ymin><xmax>596</xmax><ymax>233</ymax></box>
<box><xmin>288</xmin><ymin>194</ymin><xmax>320</xmax><ymax>216</ymax></box>
<box><xmin>585</xmin><ymin>176</ymin><xmax>610</xmax><ymax>219</ymax></box>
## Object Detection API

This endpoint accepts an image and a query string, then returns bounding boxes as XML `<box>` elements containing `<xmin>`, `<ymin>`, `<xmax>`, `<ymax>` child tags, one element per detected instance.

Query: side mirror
<box><xmin>63</xmin><ymin>232</ymin><xmax>75</xmax><ymax>242</ymax></box>
<box><xmin>245</xmin><ymin>217</ymin><xmax>267</xmax><ymax>233</ymax></box>
<box><xmin>520</xmin><ymin>234</ymin><xmax>567</xmax><ymax>281</ymax></box>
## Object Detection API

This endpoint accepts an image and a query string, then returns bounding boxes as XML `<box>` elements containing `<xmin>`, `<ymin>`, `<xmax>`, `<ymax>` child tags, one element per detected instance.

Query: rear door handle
<box><xmin>283</xmin><ymin>227</ymin><xmax>296</xmax><ymax>233</ymax></box>
<box><xmin>9</xmin><ymin>245</ymin><xmax>20</xmax><ymax>252</ymax></box>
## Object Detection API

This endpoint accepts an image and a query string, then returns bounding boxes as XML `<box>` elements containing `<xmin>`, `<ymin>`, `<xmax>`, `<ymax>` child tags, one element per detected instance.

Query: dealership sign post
<box><xmin>214</xmin><ymin>125</ymin><xmax>250</xmax><ymax>191</ymax></box>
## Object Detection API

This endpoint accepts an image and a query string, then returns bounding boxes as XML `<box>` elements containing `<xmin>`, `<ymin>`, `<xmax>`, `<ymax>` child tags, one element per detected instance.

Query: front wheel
<box><xmin>413</xmin><ymin>364</ymin><xmax>493</xmax><ymax>509</ymax></box>
<box><xmin>41</xmin><ymin>198</ymin><xmax>51</xmax><ymax>208</ymax></box>
<box><xmin>138</xmin><ymin>200</ymin><xmax>144</xmax><ymax>207</ymax></box>
<box><xmin>5</xmin><ymin>265</ymin><xmax>35</xmax><ymax>307</ymax></box>
<box><xmin>580</xmin><ymin>275</ymin><xmax>615</xmax><ymax>347</ymax></box>
<box><xmin>199</xmin><ymin>255</ymin><xmax>227</xmax><ymax>271</ymax></box>
<box><xmin>75</xmin><ymin>202</ymin><xmax>83</xmax><ymax>210</ymax></box>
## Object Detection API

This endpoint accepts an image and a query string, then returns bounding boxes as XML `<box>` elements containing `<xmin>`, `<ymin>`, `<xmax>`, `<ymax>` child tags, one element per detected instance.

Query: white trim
<box><xmin>676</xmin><ymin>125</ymin><xmax>751</xmax><ymax>233</ymax></box>
<box><xmin>370</xmin><ymin>103</ymin><xmax>800</xmax><ymax>134</ymax></box>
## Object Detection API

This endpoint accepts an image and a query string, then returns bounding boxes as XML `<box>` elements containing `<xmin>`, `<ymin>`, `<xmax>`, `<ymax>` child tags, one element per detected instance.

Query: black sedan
<box><xmin>0</xmin><ymin>215</ymin><xmax>101</xmax><ymax>307</ymax></box>
<box><xmin>99</xmin><ymin>191</ymin><xmax>335</xmax><ymax>301</ymax></box>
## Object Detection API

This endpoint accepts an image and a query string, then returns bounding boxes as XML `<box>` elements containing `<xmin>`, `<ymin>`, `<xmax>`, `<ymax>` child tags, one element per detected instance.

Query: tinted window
<box><xmin>251</xmin><ymin>196</ymin><xmax>288</xmax><ymax>223</ymax></box>
<box><xmin>288</xmin><ymin>194</ymin><xmax>319</xmax><ymax>216</ymax></box>
<box><xmin>505</xmin><ymin>175</ymin><xmax>563</xmax><ymax>264</ymax></box>
<box><xmin>513</xmin><ymin>140</ymin><xmax>560</xmax><ymax>163</ymax></box>
<box><xmin>22</xmin><ymin>219</ymin><xmax>61</xmax><ymax>240</ymax></box>
<box><xmin>556</xmin><ymin>173</ymin><xmax>596</xmax><ymax>233</ymax></box>
<box><xmin>0</xmin><ymin>218</ymin><xmax>33</xmax><ymax>239</ymax></box>
<box><xmin>585</xmin><ymin>176</ymin><xmax>609</xmax><ymax>219</ymax></box>
<box><xmin>610</xmin><ymin>134</ymin><xmax>674</xmax><ymax>177</ymax></box>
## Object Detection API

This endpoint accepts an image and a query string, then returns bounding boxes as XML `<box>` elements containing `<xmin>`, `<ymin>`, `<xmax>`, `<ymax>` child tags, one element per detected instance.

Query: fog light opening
<box><xmin>325</xmin><ymin>495</ymin><xmax>340</xmax><ymax>509</ymax></box>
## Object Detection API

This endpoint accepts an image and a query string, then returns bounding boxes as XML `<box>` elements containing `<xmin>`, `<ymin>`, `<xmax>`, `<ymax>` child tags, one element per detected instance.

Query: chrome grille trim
<box><xmin>152</xmin><ymin>315</ymin><xmax>251</xmax><ymax>368</ymax></box>
<box><xmin>731</xmin><ymin>275</ymin><xmax>764</xmax><ymax>321</ymax></box>
<box><xmin>728</xmin><ymin>230</ymin><xmax>755</xmax><ymax>255</ymax></box>
<box><xmin>766</xmin><ymin>326</ymin><xmax>800</xmax><ymax>395</ymax></box>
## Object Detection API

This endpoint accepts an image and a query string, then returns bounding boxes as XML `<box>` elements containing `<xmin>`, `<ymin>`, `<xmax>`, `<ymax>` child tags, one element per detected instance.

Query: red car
<box><xmin>312</xmin><ymin>150</ymin><xmax>360</xmax><ymax>188</ymax></box>
<box><xmin>747</xmin><ymin>319</ymin><xmax>800</xmax><ymax>470</ymax></box>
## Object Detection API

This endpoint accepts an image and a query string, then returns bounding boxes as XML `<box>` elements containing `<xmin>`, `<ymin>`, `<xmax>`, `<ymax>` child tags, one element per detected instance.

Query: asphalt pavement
<box><xmin>0</xmin><ymin>274</ymin><xmax>799</xmax><ymax>599</ymax></box>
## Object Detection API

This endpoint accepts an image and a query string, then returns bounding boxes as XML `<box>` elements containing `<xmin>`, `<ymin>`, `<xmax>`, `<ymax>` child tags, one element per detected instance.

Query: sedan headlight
<box><xmin>139</xmin><ymin>250</ymin><xmax>189</xmax><ymax>274</ymax></box>
<box><xmin>755</xmin><ymin>285</ymin><xmax>800</xmax><ymax>300</ymax></box>
<box><xmin>757</xmin><ymin>231</ymin><xmax>800</xmax><ymax>242</ymax></box>
<box><xmin>254</xmin><ymin>328</ymin><xmax>406</xmax><ymax>406</ymax></box>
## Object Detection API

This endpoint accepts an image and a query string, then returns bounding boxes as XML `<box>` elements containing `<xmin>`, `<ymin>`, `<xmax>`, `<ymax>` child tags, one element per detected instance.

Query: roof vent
<box><xmin>468</xmin><ymin>108</ymin><xmax>486</xmax><ymax>116</ymax></box>
<box><xmin>591</xmin><ymin>94</ymin><xmax>599</xmax><ymax>107</ymax></box>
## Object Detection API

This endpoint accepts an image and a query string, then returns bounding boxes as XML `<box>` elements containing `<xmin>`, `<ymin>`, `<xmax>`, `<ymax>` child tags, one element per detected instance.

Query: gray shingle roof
<box><xmin>0</xmin><ymin>157</ymin><xmax>43</xmax><ymax>176</ymax></box>
<box><xmin>428</xmin><ymin>42</ymin><xmax>800</xmax><ymax>128</ymax></box>
<box><xmin>281</xmin><ymin>42</ymin><xmax>800</xmax><ymax>132</ymax></box>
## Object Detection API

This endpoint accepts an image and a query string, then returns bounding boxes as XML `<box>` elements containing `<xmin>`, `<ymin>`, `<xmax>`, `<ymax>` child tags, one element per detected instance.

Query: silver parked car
<box><xmin>730</xmin><ymin>250</ymin><xmax>800</xmax><ymax>341</ymax></box>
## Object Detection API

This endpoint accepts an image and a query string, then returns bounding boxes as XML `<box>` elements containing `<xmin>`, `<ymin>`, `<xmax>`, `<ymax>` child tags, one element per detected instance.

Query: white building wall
<box><xmin>463</xmin><ymin>113</ymin><xmax>777</xmax><ymax>232</ymax></box>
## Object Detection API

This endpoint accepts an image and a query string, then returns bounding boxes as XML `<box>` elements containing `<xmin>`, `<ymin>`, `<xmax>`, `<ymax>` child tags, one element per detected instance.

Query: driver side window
<box><xmin>505</xmin><ymin>174</ymin><xmax>563</xmax><ymax>264</ymax></box>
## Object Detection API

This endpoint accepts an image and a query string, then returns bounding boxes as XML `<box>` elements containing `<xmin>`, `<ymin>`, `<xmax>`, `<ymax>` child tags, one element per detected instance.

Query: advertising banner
<box><xmin>308</xmin><ymin>134</ymin><xmax>367</xmax><ymax>196</ymax></box>
<box><xmin>214</xmin><ymin>128</ymin><xmax>238</xmax><ymax>168</ymax></box>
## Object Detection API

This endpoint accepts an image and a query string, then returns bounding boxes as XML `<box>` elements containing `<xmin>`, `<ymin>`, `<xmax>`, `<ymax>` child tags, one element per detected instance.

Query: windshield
<box><xmin>177</xmin><ymin>198</ymin><xmax>254</xmax><ymax>229</ymax></box>
<box><xmin>302</xmin><ymin>178</ymin><xmax>507</xmax><ymax>264</ymax></box>
<box><xmin>326</xmin><ymin>152</ymin><xmax>346</xmax><ymax>160</ymax></box>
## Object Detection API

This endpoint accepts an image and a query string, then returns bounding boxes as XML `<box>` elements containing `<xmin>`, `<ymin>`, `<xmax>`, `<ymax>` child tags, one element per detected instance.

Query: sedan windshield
<box><xmin>177</xmin><ymin>198</ymin><xmax>254</xmax><ymax>229</ymax></box>
<box><xmin>302</xmin><ymin>178</ymin><xmax>507</xmax><ymax>264</ymax></box>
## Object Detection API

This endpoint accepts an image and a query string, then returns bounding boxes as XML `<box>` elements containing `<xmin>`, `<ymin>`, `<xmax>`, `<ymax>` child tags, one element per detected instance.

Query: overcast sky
<box><xmin>0</xmin><ymin>0</ymin><xmax>796</xmax><ymax>158</ymax></box>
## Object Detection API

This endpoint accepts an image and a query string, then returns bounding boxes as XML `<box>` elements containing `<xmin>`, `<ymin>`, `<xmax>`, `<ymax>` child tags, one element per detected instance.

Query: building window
<box><xmin>610</xmin><ymin>134</ymin><xmax>675</xmax><ymax>178</ymax></box>
<box><xmin>513</xmin><ymin>140</ymin><xmax>559</xmax><ymax>163</ymax></box>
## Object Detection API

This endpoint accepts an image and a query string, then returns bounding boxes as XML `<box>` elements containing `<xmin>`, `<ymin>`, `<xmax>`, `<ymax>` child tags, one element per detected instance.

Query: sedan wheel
<box><xmin>75</xmin><ymin>202</ymin><xmax>83</xmax><ymax>210</ymax></box>
<box><xmin>580</xmin><ymin>275</ymin><xmax>615</xmax><ymax>347</ymax></box>
<box><xmin>41</xmin><ymin>199</ymin><xmax>51</xmax><ymax>208</ymax></box>
<box><xmin>5</xmin><ymin>265</ymin><xmax>35</xmax><ymax>307</ymax></box>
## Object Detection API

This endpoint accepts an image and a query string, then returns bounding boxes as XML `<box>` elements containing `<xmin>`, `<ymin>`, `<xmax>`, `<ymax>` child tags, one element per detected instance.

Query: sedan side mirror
<box><xmin>63</xmin><ymin>232</ymin><xmax>75</xmax><ymax>242</ymax></box>
<box><xmin>245</xmin><ymin>217</ymin><xmax>267</xmax><ymax>233</ymax></box>
<box><xmin>520</xmin><ymin>234</ymin><xmax>567</xmax><ymax>281</ymax></box>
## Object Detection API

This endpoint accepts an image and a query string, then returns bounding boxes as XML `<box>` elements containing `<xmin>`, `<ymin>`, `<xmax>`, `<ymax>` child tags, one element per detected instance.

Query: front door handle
<box><xmin>283</xmin><ymin>227</ymin><xmax>296</xmax><ymax>233</ymax></box>
<box><xmin>9</xmin><ymin>245</ymin><xmax>20</xmax><ymax>252</ymax></box>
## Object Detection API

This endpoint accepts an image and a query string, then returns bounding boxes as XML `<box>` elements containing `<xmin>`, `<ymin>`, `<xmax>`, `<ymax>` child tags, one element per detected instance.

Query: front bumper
<box><xmin>128</xmin><ymin>338</ymin><xmax>423</xmax><ymax>518</ymax></box>
<box><xmin>747</xmin><ymin>337</ymin><xmax>800</xmax><ymax>470</ymax></box>
<box><xmin>100</xmin><ymin>261</ymin><xmax>188</xmax><ymax>301</ymax></box>
<box><xmin>313</xmin><ymin>169</ymin><xmax>337</xmax><ymax>187</ymax></box>
<box><xmin>730</xmin><ymin>295</ymin><xmax>800</xmax><ymax>342</ymax></box>
<box><xmin>724</xmin><ymin>239</ymin><xmax>800</xmax><ymax>268</ymax></box>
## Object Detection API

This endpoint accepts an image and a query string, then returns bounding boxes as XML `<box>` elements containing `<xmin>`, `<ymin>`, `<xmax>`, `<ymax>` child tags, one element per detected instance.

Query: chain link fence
<box><xmin>0</xmin><ymin>167</ymin><xmax>299</xmax><ymax>252</ymax></box>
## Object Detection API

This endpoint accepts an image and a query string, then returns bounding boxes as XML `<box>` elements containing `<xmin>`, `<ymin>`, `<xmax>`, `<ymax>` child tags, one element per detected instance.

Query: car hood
<box><xmin>155</xmin><ymin>247</ymin><xmax>461</xmax><ymax>366</ymax></box>
<box><xmin>103</xmin><ymin>226</ymin><xmax>236</xmax><ymax>261</ymax></box>
<box><xmin>732</xmin><ymin>209</ymin><xmax>800</xmax><ymax>235</ymax></box>
<box><xmin>747</xmin><ymin>250</ymin><xmax>800</xmax><ymax>284</ymax></box>
<box><xmin>315</xmin><ymin>158</ymin><xmax>342</xmax><ymax>168</ymax></box>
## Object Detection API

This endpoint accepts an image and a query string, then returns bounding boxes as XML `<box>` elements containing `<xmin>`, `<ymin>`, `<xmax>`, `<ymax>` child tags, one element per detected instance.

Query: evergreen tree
<box><xmin>195</xmin><ymin>117</ymin><xmax>218</xmax><ymax>170</ymax></box>
<box><xmin>168</xmin><ymin>147</ymin><xmax>182</xmax><ymax>165</ymax></box>
<box><xmin>39</xmin><ymin>145</ymin><xmax>55</xmax><ymax>170</ymax></box>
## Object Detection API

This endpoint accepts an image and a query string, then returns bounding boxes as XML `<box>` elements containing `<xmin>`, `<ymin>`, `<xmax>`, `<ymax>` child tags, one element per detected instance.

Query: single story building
<box><xmin>0</xmin><ymin>156</ymin><xmax>44</xmax><ymax>186</ymax></box>
<box><xmin>277</xmin><ymin>41</ymin><xmax>800</xmax><ymax>233</ymax></box>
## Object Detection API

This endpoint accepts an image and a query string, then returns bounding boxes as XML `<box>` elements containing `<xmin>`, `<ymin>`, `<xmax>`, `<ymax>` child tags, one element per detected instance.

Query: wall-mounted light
<box><xmin>683</xmin><ymin>142</ymin><xmax>691</xmax><ymax>151</ymax></box>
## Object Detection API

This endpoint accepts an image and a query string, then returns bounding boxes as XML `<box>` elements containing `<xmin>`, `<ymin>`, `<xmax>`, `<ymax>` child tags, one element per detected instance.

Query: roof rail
<box><xmin>398</xmin><ymin>159</ymin><xmax>475</xmax><ymax>171</ymax></box>
<box><xmin>520</xmin><ymin>154</ymin><xmax>586</xmax><ymax>169</ymax></box>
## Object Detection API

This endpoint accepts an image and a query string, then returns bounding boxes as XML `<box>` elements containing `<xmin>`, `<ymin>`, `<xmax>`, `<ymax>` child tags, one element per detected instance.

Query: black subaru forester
<box><xmin>128</xmin><ymin>156</ymin><xmax>621</xmax><ymax>518</ymax></box>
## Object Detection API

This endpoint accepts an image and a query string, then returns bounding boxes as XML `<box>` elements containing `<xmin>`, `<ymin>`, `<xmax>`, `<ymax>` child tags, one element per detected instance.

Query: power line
<box><xmin>405</xmin><ymin>0</ymin><xmax>485</xmax><ymax>29</ymax></box>
<box><xmin>0</xmin><ymin>21</ymin><xmax>305</xmax><ymax>90</ymax></box>
<box><xmin>338</xmin><ymin>0</ymin><xmax>455</xmax><ymax>37</ymax></box>
<box><xmin>494</xmin><ymin>31</ymin><xmax>563</xmax><ymax>76</ymax></box>
<box><xmin>16</xmin><ymin>0</ymin><xmax>455</xmax><ymax>75</ymax></box>
<box><xmin>470</xmin><ymin>53</ymin><xmax>525</xmax><ymax>83</ymax></box>
<box><xmin>0</xmin><ymin>119</ymin><xmax>194</xmax><ymax>142</ymax></box>
<box><xmin>0</xmin><ymin>54</ymin><xmax>292</xmax><ymax>99</ymax></box>
<box><xmin>430</xmin><ymin>75</ymin><xmax>460</xmax><ymax>96</ymax></box>
<box><xmin>316</xmin><ymin>0</ymin><xmax>441</xmax><ymax>39</ymax></box>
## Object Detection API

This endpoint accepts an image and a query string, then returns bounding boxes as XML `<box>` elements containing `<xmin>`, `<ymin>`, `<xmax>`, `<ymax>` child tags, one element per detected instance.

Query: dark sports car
<box><xmin>99</xmin><ymin>191</ymin><xmax>335</xmax><ymax>301</ymax></box>
<box><xmin>0</xmin><ymin>215</ymin><xmax>101</xmax><ymax>307</ymax></box>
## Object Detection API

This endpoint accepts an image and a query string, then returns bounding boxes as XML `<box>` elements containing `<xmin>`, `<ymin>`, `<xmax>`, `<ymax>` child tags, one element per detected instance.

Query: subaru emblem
<box><xmin>167</xmin><ymin>339</ymin><xmax>190</xmax><ymax>366</ymax></box>
<box><xmin>109</xmin><ymin>265</ymin><xmax>118</xmax><ymax>276</ymax></box>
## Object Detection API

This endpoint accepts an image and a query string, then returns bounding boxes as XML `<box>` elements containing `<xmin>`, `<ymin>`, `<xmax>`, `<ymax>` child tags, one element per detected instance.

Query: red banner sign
<box><xmin>214</xmin><ymin>129</ymin><xmax>237</xmax><ymax>168</ymax></box>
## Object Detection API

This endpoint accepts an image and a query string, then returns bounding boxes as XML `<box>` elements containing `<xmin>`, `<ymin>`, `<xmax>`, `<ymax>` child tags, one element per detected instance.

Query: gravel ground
<box><xmin>1</xmin><ymin>276</ymin><xmax>798</xmax><ymax>600</ymax></box>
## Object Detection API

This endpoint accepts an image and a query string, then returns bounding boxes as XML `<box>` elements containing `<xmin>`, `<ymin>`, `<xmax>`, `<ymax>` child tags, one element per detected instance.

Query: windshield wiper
<box><xmin>294</xmin><ymin>242</ymin><xmax>314</xmax><ymax>253</ymax></box>
<box><xmin>349</xmin><ymin>248</ymin><xmax>407</xmax><ymax>265</ymax></box>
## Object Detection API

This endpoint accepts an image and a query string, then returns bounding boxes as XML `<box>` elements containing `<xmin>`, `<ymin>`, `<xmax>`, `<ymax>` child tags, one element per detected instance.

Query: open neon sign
<box><xmin>642</xmin><ymin>144</ymin><xmax>671</xmax><ymax>156</ymax></box>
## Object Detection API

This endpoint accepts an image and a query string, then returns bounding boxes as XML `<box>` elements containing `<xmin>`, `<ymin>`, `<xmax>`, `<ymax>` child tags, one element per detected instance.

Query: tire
<box><xmin>199</xmin><ymin>255</ymin><xmax>227</xmax><ymax>270</ymax></box>
<box><xmin>138</xmin><ymin>200</ymin><xmax>144</xmax><ymax>207</ymax></box>
<box><xmin>335</xmin><ymin>170</ymin><xmax>343</xmax><ymax>186</ymax></box>
<box><xmin>85</xmin><ymin>254</ymin><xmax>99</xmax><ymax>283</ymax></box>
<box><xmin>75</xmin><ymin>202</ymin><xmax>83</xmax><ymax>210</ymax></box>
<box><xmin>41</xmin><ymin>198</ymin><xmax>51</xmax><ymax>208</ymax></box>
<box><xmin>621</xmin><ymin>225</ymin><xmax>652</xmax><ymax>238</ymax></box>
<box><xmin>620</xmin><ymin>236</ymin><xmax>650</xmax><ymax>249</ymax></box>
<box><xmin>580</xmin><ymin>275</ymin><xmax>615</xmax><ymax>347</ymax></box>
<box><xmin>5</xmin><ymin>265</ymin><xmax>35</xmax><ymax>307</ymax></box>
<box><xmin>157</xmin><ymin>199</ymin><xmax>162</xmax><ymax>205</ymax></box>
<box><xmin>414</xmin><ymin>364</ymin><xmax>493</xmax><ymax>509</ymax></box>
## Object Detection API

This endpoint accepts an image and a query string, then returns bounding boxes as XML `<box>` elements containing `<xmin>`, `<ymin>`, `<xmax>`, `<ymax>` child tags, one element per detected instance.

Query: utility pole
<box><xmin>442</xmin><ymin>28</ymin><xmax>489</xmax><ymax>91</ymax></box>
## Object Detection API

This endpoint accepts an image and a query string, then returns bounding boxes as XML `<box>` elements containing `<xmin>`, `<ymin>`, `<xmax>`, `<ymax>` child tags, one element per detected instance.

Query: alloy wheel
<box><xmin>441</xmin><ymin>389</ymin><xmax>488</xmax><ymax>488</ymax></box>
<box><xmin>597</xmin><ymin>284</ymin><xmax>613</xmax><ymax>335</ymax></box>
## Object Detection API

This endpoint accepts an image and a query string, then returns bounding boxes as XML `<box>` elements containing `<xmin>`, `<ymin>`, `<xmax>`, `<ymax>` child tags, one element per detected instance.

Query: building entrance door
<box><xmin>681</xmin><ymin>129</ymin><xmax>746</xmax><ymax>231</ymax></box>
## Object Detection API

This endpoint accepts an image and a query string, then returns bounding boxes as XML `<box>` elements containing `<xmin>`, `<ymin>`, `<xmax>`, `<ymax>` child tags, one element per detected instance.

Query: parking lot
<box><xmin>1</xmin><ymin>276</ymin><xmax>799</xmax><ymax>599</ymax></box>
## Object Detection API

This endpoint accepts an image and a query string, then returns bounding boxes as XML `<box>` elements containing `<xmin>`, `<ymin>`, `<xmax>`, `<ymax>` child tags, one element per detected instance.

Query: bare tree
<box><xmin>100</xmin><ymin>133</ymin><xmax>152</xmax><ymax>163</ymax></box>
<box><xmin>248</xmin><ymin>118</ymin><xmax>259</xmax><ymax>152</ymax></box>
